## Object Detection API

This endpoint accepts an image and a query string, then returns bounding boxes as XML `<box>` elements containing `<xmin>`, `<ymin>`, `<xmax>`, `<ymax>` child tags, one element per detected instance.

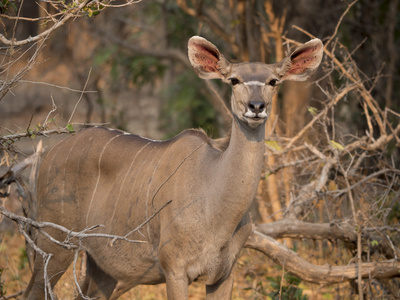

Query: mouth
<box><xmin>242</xmin><ymin>115</ymin><xmax>268</xmax><ymax>128</ymax></box>
<box><xmin>243</xmin><ymin>112</ymin><xmax>268</xmax><ymax>122</ymax></box>
<box><xmin>246</xmin><ymin>116</ymin><xmax>263</xmax><ymax>121</ymax></box>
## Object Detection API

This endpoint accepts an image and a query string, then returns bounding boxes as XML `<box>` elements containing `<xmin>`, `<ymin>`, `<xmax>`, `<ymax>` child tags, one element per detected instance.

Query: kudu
<box><xmin>23</xmin><ymin>36</ymin><xmax>323</xmax><ymax>299</ymax></box>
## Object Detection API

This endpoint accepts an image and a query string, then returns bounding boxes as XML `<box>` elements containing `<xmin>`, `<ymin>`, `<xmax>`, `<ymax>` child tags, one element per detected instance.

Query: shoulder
<box><xmin>174</xmin><ymin>129</ymin><xmax>228</xmax><ymax>152</ymax></box>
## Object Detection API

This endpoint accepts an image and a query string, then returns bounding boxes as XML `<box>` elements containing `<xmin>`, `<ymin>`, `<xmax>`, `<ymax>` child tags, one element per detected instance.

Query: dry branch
<box><xmin>254</xmin><ymin>219</ymin><xmax>396</xmax><ymax>259</ymax></box>
<box><xmin>0</xmin><ymin>1</ymin><xmax>89</xmax><ymax>47</ymax></box>
<box><xmin>1</xmin><ymin>128</ymin><xmax>72</xmax><ymax>146</ymax></box>
<box><xmin>0</xmin><ymin>1</ymin><xmax>144</xmax><ymax>46</ymax></box>
<box><xmin>251</xmin><ymin>7</ymin><xmax>400</xmax><ymax>295</ymax></box>
<box><xmin>0</xmin><ymin>202</ymin><xmax>171</xmax><ymax>247</ymax></box>
<box><xmin>254</xmin><ymin>219</ymin><xmax>356</xmax><ymax>242</ymax></box>
<box><xmin>246</xmin><ymin>231</ymin><xmax>400</xmax><ymax>285</ymax></box>
<box><xmin>1</xmin><ymin>1</ymin><xmax>399</xmax><ymax>297</ymax></box>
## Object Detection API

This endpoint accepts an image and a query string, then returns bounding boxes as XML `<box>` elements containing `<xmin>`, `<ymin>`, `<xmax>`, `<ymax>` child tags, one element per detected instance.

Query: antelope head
<box><xmin>188</xmin><ymin>36</ymin><xmax>323</xmax><ymax>128</ymax></box>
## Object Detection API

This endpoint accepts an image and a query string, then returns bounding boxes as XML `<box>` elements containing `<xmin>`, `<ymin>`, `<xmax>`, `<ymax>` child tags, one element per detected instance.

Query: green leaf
<box><xmin>308</xmin><ymin>106</ymin><xmax>318</xmax><ymax>116</ymax></box>
<box><xmin>66</xmin><ymin>124</ymin><xmax>74</xmax><ymax>133</ymax></box>
<box><xmin>371</xmin><ymin>240</ymin><xmax>379</xmax><ymax>247</ymax></box>
<box><xmin>265</xmin><ymin>140</ymin><xmax>282</xmax><ymax>152</ymax></box>
<box><xmin>330</xmin><ymin>140</ymin><xmax>345</xmax><ymax>151</ymax></box>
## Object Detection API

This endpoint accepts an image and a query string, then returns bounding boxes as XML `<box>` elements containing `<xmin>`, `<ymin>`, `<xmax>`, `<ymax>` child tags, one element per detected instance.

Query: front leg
<box><xmin>206</xmin><ymin>271</ymin><xmax>234</xmax><ymax>300</ymax></box>
<box><xmin>165</xmin><ymin>271</ymin><xmax>189</xmax><ymax>300</ymax></box>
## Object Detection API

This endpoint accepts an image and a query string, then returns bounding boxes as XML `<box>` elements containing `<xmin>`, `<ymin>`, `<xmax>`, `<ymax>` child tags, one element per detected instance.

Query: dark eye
<box><xmin>229</xmin><ymin>77</ymin><xmax>240</xmax><ymax>86</ymax></box>
<box><xmin>268</xmin><ymin>79</ymin><xmax>278</xmax><ymax>86</ymax></box>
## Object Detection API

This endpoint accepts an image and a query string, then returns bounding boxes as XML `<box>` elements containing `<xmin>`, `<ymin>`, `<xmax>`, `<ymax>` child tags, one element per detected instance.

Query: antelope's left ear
<box><xmin>188</xmin><ymin>36</ymin><xmax>231</xmax><ymax>81</ymax></box>
<box><xmin>276</xmin><ymin>39</ymin><xmax>323</xmax><ymax>82</ymax></box>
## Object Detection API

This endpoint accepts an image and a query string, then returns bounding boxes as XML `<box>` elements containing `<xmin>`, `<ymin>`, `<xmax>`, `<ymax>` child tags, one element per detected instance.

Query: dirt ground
<box><xmin>1</xmin><ymin>225</ymin><xmax>352</xmax><ymax>300</ymax></box>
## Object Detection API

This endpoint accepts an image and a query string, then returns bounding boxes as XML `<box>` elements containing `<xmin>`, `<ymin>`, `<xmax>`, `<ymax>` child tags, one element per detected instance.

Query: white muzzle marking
<box><xmin>244</xmin><ymin>110</ymin><xmax>269</xmax><ymax>119</ymax></box>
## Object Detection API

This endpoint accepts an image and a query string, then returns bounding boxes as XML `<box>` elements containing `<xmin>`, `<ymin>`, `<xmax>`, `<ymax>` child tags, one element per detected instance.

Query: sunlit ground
<box><xmin>0</xmin><ymin>230</ymin><xmax>357</xmax><ymax>300</ymax></box>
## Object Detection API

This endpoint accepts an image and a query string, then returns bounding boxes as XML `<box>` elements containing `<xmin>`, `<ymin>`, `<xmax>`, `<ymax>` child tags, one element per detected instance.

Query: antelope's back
<box><xmin>36</xmin><ymin>126</ymin><xmax>212</xmax><ymax>235</ymax></box>
<box><xmin>37</xmin><ymin>127</ymin><xmax>159</xmax><ymax>230</ymax></box>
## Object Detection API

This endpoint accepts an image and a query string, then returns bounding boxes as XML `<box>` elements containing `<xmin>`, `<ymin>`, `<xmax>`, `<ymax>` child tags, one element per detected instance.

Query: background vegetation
<box><xmin>0</xmin><ymin>0</ymin><xmax>399</xmax><ymax>299</ymax></box>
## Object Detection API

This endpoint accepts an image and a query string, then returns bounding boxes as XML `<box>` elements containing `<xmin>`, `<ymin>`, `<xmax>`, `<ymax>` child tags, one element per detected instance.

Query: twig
<box><xmin>0</xmin><ymin>12</ymin><xmax>64</xmax><ymax>22</ymax></box>
<box><xmin>97</xmin><ymin>0</ymin><xmax>143</xmax><ymax>8</ymax></box>
<box><xmin>1</xmin><ymin>128</ymin><xmax>73</xmax><ymax>144</ymax></box>
<box><xmin>73</xmin><ymin>251</ymin><xmax>92</xmax><ymax>300</ymax></box>
<box><xmin>112</xmin><ymin>199</ymin><xmax>172</xmax><ymax>245</ymax></box>
<box><xmin>0</xmin><ymin>206</ymin><xmax>155</xmax><ymax>247</ymax></box>
<box><xmin>19</xmin><ymin>80</ymin><xmax>97</xmax><ymax>94</ymax></box>
<box><xmin>325</xmin><ymin>0</ymin><xmax>358</xmax><ymax>48</ymax></box>
<box><xmin>16</xmin><ymin>222</ymin><xmax>56</xmax><ymax>299</ymax></box>
<box><xmin>43</xmin><ymin>254</ymin><xmax>56</xmax><ymax>300</ymax></box>
<box><xmin>68</xmin><ymin>68</ymin><xmax>92</xmax><ymax>124</ymax></box>
<box><xmin>285</xmin><ymin>84</ymin><xmax>358</xmax><ymax>149</ymax></box>
<box><xmin>336</xmin><ymin>154</ymin><xmax>363</xmax><ymax>299</ymax></box>
<box><xmin>43</xmin><ymin>96</ymin><xmax>57</xmax><ymax>128</ymax></box>
<box><xmin>0</xmin><ymin>1</ymin><xmax>90</xmax><ymax>47</ymax></box>
<box><xmin>331</xmin><ymin>168</ymin><xmax>400</xmax><ymax>199</ymax></box>
<box><xmin>0</xmin><ymin>290</ymin><xmax>24</xmax><ymax>300</ymax></box>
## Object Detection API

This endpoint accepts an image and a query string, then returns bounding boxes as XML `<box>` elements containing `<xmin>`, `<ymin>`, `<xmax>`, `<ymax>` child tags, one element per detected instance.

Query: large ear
<box><xmin>276</xmin><ymin>39</ymin><xmax>323</xmax><ymax>82</ymax></box>
<box><xmin>188</xmin><ymin>36</ymin><xmax>231</xmax><ymax>80</ymax></box>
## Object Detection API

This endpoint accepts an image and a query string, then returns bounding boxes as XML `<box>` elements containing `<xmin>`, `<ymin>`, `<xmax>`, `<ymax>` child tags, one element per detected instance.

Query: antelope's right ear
<box><xmin>188</xmin><ymin>36</ymin><xmax>231</xmax><ymax>81</ymax></box>
<box><xmin>276</xmin><ymin>39</ymin><xmax>324</xmax><ymax>82</ymax></box>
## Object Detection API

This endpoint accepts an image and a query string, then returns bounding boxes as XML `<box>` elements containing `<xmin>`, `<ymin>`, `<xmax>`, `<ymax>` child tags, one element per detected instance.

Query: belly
<box><xmin>84</xmin><ymin>238</ymin><xmax>165</xmax><ymax>286</ymax></box>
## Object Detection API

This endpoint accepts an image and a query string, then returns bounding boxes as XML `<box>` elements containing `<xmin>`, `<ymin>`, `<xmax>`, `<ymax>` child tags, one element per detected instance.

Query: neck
<box><xmin>208</xmin><ymin>115</ymin><xmax>265</xmax><ymax>230</ymax></box>
<box><xmin>224</xmin><ymin>115</ymin><xmax>265</xmax><ymax>187</ymax></box>
<box><xmin>232</xmin><ymin>114</ymin><xmax>266</xmax><ymax>143</ymax></box>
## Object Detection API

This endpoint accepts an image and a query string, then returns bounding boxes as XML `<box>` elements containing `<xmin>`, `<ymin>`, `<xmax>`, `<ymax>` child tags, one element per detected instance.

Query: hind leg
<box><xmin>77</xmin><ymin>253</ymin><xmax>117</xmax><ymax>300</ymax></box>
<box><xmin>21</xmin><ymin>230</ymin><xmax>74</xmax><ymax>299</ymax></box>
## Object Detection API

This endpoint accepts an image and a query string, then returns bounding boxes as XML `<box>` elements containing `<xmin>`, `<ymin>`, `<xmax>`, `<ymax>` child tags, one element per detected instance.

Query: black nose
<box><xmin>248</xmin><ymin>102</ymin><xmax>265</xmax><ymax>114</ymax></box>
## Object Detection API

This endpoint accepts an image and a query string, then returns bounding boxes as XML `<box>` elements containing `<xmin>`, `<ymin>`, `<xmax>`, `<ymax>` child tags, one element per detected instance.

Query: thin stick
<box><xmin>325</xmin><ymin>0</ymin><xmax>358</xmax><ymax>48</ymax></box>
<box><xmin>19</xmin><ymin>80</ymin><xmax>97</xmax><ymax>93</ymax></box>
<box><xmin>68</xmin><ymin>68</ymin><xmax>92</xmax><ymax>124</ymax></box>
<box><xmin>0</xmin><ymin>1</ymin><xmax>90</xmax><ymax>47</ymax></box>
<box><xmin>286</xmin><ymin>84</ymin><xmax>358</xmax><ymax>149</ymax></box>
<box><xmin>73</xmin><ymin>251</ymin><xmax>92</xmax><ymax>300</ymax></box>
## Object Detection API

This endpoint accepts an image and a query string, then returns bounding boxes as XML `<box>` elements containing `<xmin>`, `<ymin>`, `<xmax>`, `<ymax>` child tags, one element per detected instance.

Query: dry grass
<box><xmin>0</xmin><ymin>228</ymin><xmax>354</xmax><ymax>300</ymax></box>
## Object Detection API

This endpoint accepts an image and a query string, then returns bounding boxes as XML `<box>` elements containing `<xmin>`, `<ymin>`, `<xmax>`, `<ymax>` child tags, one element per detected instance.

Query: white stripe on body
<box><xmin>61</xmin><ymin>136</ymin><xmax>81</xmax><ymax>215</ymax></box>
<box><xmin>109</xmin><ymin>141</ymin><xmax>152</xmax><ymax>227</ymax></box>
<box><xmin>86</xmin><ymin>134</ymin><xmax>123</xmax><ymax>226</ymax></box>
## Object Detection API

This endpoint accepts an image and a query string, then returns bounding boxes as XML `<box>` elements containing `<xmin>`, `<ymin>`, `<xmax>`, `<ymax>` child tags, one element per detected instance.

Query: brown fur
<box><xmin>22</xmin><ymin>36</ymin><xmax>322</xmax><ymax>300</ymax></box>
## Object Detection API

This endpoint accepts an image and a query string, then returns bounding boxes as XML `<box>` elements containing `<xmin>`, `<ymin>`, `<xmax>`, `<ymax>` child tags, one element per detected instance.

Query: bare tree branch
<box><xmin>246</xmin><ymin>231</ymin><xmax>400</xmax><ymax>285</ymax></box>
<box><xmin>0</xmin><ymin>1</ymin><xmax>90</xmax><ymax>47</ymax></box>
<box><xmin>0</xmin><ymin>204</ymin><xmax>171</xmax><ymax>247</ymax></box>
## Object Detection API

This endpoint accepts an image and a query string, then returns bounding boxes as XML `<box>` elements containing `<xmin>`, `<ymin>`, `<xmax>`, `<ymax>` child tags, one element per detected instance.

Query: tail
<box><xmin>0</xmin><ymin>140</ymin><xmax>43</xmax><ymax>270</ymax></box>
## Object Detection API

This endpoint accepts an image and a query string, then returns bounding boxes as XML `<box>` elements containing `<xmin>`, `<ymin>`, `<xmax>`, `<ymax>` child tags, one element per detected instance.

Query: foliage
<box><xmin>123</xmin><ymin>55</ymin><xmax>167</xmax><ymax>86</ymax></box>
<box><xmin>18</xmin><ymin>247</ymin><xmax>28</xmax><ymax>270</ymax></box>
<box><xmin>92</xmin><ymin>0</ymin><xmax>216</xmax><ymax>136</ymax></box>
<box><xmin>0</xmin><ymin>267</ymin><xmax>5</xmax><ymax>297</ymax></box>
<box><xmin>95</xmin><ymin>47</ymin><xmax>168</xmax><ymax>87</ymax></box>
<box><xmin>0</xmin><ymin>0</ymin><xmax>16</xmax><ymax>14</ymax></box>
<box><xmin>1</xmin><ymin>0</ymin><xmax>400</xmax><ymax>298</ymax></box>
<box><xmin>266</xmin><ymin>273</ymin><xmax>308</xmax><ymax>300</ymax></box>
<box><xmin>161</xmin><ymin>70</ymin><xmax>218</xmax><ymax>138</ymax></box>
<box><xmin>244</xmin><ymin>272</ymin><xmax>308</xmax><ymax>300</ymax></box>
<box><xmin>163</xmin><ymin>2</ymin><xmax>199</xmax><ymax>48</ymax></box>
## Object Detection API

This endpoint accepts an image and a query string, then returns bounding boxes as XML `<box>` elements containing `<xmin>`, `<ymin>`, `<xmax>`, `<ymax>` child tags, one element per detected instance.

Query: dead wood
<box><xmin>245</xmin><ymin>230</ymin><xmax>400</xmax><ymax>285</ymax></box>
